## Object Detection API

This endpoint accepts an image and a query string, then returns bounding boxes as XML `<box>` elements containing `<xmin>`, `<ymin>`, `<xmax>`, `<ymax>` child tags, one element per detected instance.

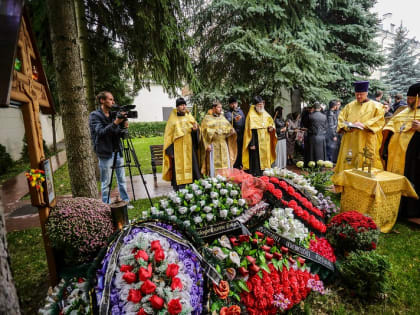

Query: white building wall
<box><xmin>131</xmin><ymin>85</ymin><xmax>178</xmax><ymax>122</ymax></box>
<box><xmin>0</xmin><ymin>107</ymin><xmax>65</xmax><ymax>161</ymax></box>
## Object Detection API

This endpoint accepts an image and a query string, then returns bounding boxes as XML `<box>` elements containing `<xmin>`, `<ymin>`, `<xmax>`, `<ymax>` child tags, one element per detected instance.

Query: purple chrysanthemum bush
<box><xmin>46</xmin><ymin>198</ymin><xmax>116</xmax><ymax>264</ymax></box>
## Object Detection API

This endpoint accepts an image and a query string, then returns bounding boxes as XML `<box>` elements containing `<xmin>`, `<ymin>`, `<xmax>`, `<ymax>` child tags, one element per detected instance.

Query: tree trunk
<box><xmin>0</xmin><ymin>200</ymin><xmax>21</xmax><ymax>314</ymax></box>
<box><xmin>74</xmin><ymin>0</ymin><xmax>100</xmax><ymax>180</ymax></box>
<box><xmin>47</xmin><ymin>0</ymin><xmax>98</xmax><ymax>198</ymax></box>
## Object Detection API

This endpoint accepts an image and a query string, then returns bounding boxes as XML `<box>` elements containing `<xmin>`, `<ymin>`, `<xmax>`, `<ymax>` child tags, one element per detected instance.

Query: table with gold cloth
<box><xmin>334</xmin><ymin>168</ymin><xmax>418</xmax><ymax>233</ymax></box>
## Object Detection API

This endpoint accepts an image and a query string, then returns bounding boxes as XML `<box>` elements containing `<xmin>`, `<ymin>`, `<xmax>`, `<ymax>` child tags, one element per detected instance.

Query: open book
<box><xmin>344</xmin><ymin>121</ymin><xmax>364</xmax><ymax>130</ymax></box>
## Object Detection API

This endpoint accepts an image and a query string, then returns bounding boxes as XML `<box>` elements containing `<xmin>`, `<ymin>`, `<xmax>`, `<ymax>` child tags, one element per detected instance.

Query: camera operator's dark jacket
<box><xmin>89</xmin><ymin>108</ymin><xmax>123</xmax><ymax>158</ymax></box>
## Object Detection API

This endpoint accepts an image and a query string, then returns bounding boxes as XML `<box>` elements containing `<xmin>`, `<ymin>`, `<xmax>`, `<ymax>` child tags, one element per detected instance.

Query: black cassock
<box><xmin>248</xmin><ymin>129</ymin><xmax>262</xmax><ymax>176</ymax></box>
<box><xmin>307</xmin><ymin>111</ymin><xmax>327</xmax><ymax>163</ymax></box>
<box><xmin>400</xmin><ymin>132</ymin><xmax>420</xmax><ymax>218</ymax></box>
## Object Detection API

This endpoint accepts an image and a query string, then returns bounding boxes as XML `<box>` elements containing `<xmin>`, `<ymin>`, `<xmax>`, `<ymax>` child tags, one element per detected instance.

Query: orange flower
<box><xmin>213</xmin><ymin>280</ymin><xmax>229</xmax><ymax>299</ymax></box>
<box><xmin>220</xmin><ymin>305</ymin><xmax>241</xmax><ymax>315</ymax></box>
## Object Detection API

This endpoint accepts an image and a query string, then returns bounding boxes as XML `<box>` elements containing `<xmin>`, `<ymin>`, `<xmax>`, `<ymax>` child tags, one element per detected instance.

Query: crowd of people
<box><xmin>162</xmin><ymin>81</ymin><xmax>420</xmax><ymax>219</ymax></box>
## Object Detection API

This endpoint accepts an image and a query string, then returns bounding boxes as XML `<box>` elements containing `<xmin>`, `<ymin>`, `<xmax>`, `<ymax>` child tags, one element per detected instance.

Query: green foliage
<box><xmin>337</xmin><ymin>250</ymin><xmax>391</xmax><ymax>299</ymax></box>
<box><xmin>298</xmin><ymin>160</ymin><xmax>334</xmax><ymax>195</ymax></box>
<box><xmin>384</xmin><ymin>23</ymin><xmax>420</xmax><ymax>96</ymax></box>
<box><xmin>129</xmin><ymin>121</ymin><xmax>167</xmax><ymax>138</ymax></box>
<box><xmin>192</xmin><ymin>0</ymin><xmax>339</xmax><ymax>107</ymax></box>
<box><xmin>20</xmin><ymin>135</ymin><xmax>52</xmax><ymax>163</ymax></box>
<box><xmin>0</xmin><ymin>144</ymin><xmax>13</xmax><ymax>175</ymax></box>
<box><xmin>317</xmin><ymin>0</ymin><xmax>385</xmax><ymax>103</ymax></box>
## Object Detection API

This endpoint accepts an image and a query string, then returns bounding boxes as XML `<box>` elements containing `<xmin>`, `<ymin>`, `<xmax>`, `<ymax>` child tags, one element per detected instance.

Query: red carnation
<box><xmin>122</xmin><ymin>271</ymin><xmax>136</xmax><ymax>284</ymax></box>
<box><xmin>249</xmin><ymin>264</ymin><xmax>260</xmax><ymax>273</ymax></box>
<box><xmin>265</xmin><ymin>252</ymin><xmax>273</xmax><ymax>260</ymax></box>
<box><xmin>149</xmin><ymin>295</ymin><xmax>164</xmax><ymax>310</ymax></box>
<box><xmin>371</xmin><ymin>242</ymin><xmax>377</xmax><ymax>249</ymax></box>
<box><xmin>281</xmin><ymin>246</ymin><xmax>289</xmax><ymax>254</ymax></box>
<box><xmin>127</xmin><ymin>289</ymin><xmax>142</xmax><ymax>303</ymax></box>
<box><xmin>137</xmin><ymin>309</ymin><xmax>148</xmax><ymax>315</ymax></box>
<box><xmin>120</xmin><ymin>264</ymin><xmax>133</xmax><ymax>272</ymax></box>
<box><xmin>246</xmin><ymin>256</ymin><xmax>256</xmax><ymax>264</ymax></box>
<box><xmin>171</xmin><ymin>277</ymin><xmax>183</xmax><ymax>290</ymax></box>
<box><xmin>297</xmin><ymin>257</ymin><xmax>306</xmax><ymax>265</ymax></box>
<box><xmin>255</xmin><ymin>231</ymin><xmax>264</xmax><ymax>238</ymax></box>
<box><xmin>265</xmin><ymin>237</ymin><xmax>275</xmax><ymax>246</ymax></box>
<box><xmin>230</xmin><ymin>237</ymin><xmax>240</xmax><ymax>246</ymax></box>
<box><xmin>154</xmin><ymin>249</ymin><xmax>165</xmax><ymax>263</ymax></box>
<box><xmin>134</xmin><ymin>250</ymin><xmax>149</xmax><ymax>261</ymax></box>
<box><xmin>150</xmin><ymin>240</ymin><xmax>161</xmax><ymax>251</ymax></box>
<box><xmin>138</xmin><ymin>263</ymin><xmax>152</xmax><ymax>281</ymax></box>
<box><xmin>168</xmin><ymin>298</ymin><xmax>183</xmax><ymax>315</ymax></box>
<box><xmin>238</xmin><ymin>267</ymin><xmax>249</xmax><ymax>276</ymax></box>
<box><xmin>166</xmin><ymin>263</ymin><xmax>180</xmax><ymax>278</ymax></box>
<box><xmin>239</xmin><ymin>235</ymin><xmax>250</xmax><ymax>243</ymax></box>
<box><xmin>141</xmin><ymin>279</ymin><xmax>157</xmax><ymax>294</ymax></box>
<box><xmin>261</xmin><ymin>245</ymin><xmax>271</xmax><ymax>252</ymax></box>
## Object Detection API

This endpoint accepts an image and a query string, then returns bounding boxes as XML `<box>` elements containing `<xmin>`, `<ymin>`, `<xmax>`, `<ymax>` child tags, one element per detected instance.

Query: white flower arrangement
<box><xmin>219</xmin><ymin>209</ymin><xmax>228</xmax><ymax>218</ymax></box>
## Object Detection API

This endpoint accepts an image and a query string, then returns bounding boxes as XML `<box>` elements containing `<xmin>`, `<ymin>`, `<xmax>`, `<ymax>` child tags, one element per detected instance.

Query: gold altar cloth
<box><xmin>334</xmin><ymin>168</ymin><xmax>418</xmax><ymax>233</ymax></box>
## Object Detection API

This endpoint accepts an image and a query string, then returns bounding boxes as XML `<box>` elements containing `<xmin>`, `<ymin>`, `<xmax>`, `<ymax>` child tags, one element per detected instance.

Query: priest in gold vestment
<box><xmin>243</xmin><ymin>96</ymin><xmax>277</xmax><ymax>176</ymax></box>
<box><xmin>163</xmin><ymin>98</ymin><xmax>201</xmax><ymax>190</ymax></box>
<box><xmin>200</xmin><ymin>102</ymin><xmax>237</xmax><ymax>176</ymax></box>
<box><xmin>381</xmin><ymin>83</ymin><xmax>420</xmax><ymax>218</ymax></box>
<box><xmin>332</xmin><ymin>81</ymin><xmax>385</xmax><ymax>184</ymax></box>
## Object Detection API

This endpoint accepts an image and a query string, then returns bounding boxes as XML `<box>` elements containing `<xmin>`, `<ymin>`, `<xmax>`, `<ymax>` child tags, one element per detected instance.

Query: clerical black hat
<box><xmin>254</xmin><ymin>95</ymin><xmax>264</xmax><ymax>104</ymax></box>
<box><xmin>176</xmin><ymin>97</ymin><xmax>187</xmax><ymax>107</ymax></box>
<box><xmin>228</xmin><ymin>96</ymin><xmax>237</xmax><ymax>104</ymax></box>
<box><xmin>407</xmin><ymin>82</ymin><xmax>420</xmax><ymax>97</ymax></box>
<box><xmin>354</xmin><ymin>81</ymin><xmax>369</xmax><ymax>92</ymax></box>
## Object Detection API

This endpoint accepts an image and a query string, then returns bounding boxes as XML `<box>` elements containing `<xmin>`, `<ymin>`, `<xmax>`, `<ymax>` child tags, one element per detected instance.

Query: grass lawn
<box><xmin>32</xmin><ymin>136</ymin><xmax>164</xmax><ymax>197</ymax></box>
<box><xmin>0</xmin><ymin>159</ymin><xmax>29</xmax><ymax>184</ymax></box>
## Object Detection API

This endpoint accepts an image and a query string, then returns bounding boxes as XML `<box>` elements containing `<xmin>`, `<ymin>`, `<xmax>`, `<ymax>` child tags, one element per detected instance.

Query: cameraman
<box><xmin>89</xmin><ymin>91</ymin><xmax>130</xmax><ymax>205</ymax></box>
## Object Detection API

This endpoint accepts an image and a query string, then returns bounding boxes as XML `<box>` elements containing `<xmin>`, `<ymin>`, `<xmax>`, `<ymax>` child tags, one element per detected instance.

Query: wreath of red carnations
<box><xmin>308</xmin><ymin>233</ymin><xmax>336</xmax><ymax>263</ymax></box>
<box><xmin>261</xmin><ymin>176</ymin><xmax>326</xmax><ymax>233</ymax></box>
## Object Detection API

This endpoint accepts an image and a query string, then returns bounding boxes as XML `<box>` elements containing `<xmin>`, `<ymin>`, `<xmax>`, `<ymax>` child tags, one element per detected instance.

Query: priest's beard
<box><xmin>255</xmin><ymin>107</ymin><xmax>264</xmax><ymax>114</ymax></box>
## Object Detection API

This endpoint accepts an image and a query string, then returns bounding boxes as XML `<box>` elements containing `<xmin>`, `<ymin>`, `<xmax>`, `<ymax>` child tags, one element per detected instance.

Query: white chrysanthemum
<box><xmin>226</xmin><ymin>198</ymin><xmax>233</xmax><ymax>205</ymax></box>
<box><xmin>183</xmin><ymin>220</ymin><xmax>190</xmax><ymax>227</ymax></box>
<box><xmin>212</xmin><ymin>200</ymin><xmax>219</xmax><ymax>207</ymax></box>
<box><xmin>226</xmin><ymin>183</ymin><xmax>233</xmax><ymax>189</ymax></box>
<box><xmin>190</xmin><ymin>205</ymin><xmax>197</xmax><ymax>212</ymax></box>
<box><xmin>210</xmin><ymin>191</ymin><xmax>219</xmax><ymax>199</ymax></box>
<box><xmin>178</xmin><ymin>207</ymin><xmax>188</xmax><ymax>215</ymax></box>
<box><xmin>216</xmin><ymin>175</ymin><xmax>226</xmax><ymax>182</ymax></box>
<box><xmin>230</xmin><ymin>207</ymin><xmax>238</xmax><ymax>216</ymax></box>
<box><xmin>166</xmin><ymin>208</ymin><xmax>174</xmax><ymax>216</ymax></box>
<box><xmin>194</xmin><ymin>216</ymin><xmax>202</xmax><ymax>224</ymax></box>
<box><xmin>220</xmin><ymin>189</ymin><xmax>228</xmax><ymax>195</ymax></box>
<box><xmin>151</xmin><ymin>207</ymin><xmax>158</xmax><ymax>215</ymax></box>
<box><xmin>219</xmin><ymin>209</ymin><xmax>228</xmax><ymax>218</ymax></box>
<box><xmin>159</xmin><ymin>200</ymin><xmax>168</xmax><ymax>208</ymax></box>
<box><xmin>174</xmin><ymin>197</ymin><xmax>182</xmax><ymax>204</ymax></box>
<box><xmin>142</xmin><ymin>211</ymin><xmax>148</xmax><ymax>219</ymax></box>
<box><xmin>216</xmin><ymin>183</ymin><xmax>222</xmax><ymax>189</ymax></box>
<box><xmin>230</xmin><ymin>190</ymin><xmax>239</xmax><ymax>197</ymax></box>
<box><xmin>199</xmin><ymin>200</ymin><xmax>206</xmax><ymax>207</ymax></box>
<box><xmin>206</xmin><ymin>213</ymin><xmax>214</xmax><ymax>221</ymax></box>
<box><xmin>203</xmin><ymin>206</ymin><xmax>212</xmax><ymax>213</ymax></box>
<box><xmin>238</xmin><ymin>199</ymin><xmax>246</xmax><ymax>206</ymax></box>
<box><xmin>195</xmin><ymin>190</ymin><xmax>203</xmax><ymax>196</ymax></box>
<box><xmin>185</xmin><ymin>193</ymin><xmax>194</xmax><ymax>200</ymax></box>
<box><xmin>179</xmin><ymin>189</ymin><xmax>189</xmax><ymax>195</ymax></box>
<box><xmin>191</xmin><ymin>183</ymin><xmax>199</xmax><ymax>191</ymax></box>
<box><xmin>204</xmin><ymin>183</ymin><xmax>212</xmax><ymax>190</ymax></box>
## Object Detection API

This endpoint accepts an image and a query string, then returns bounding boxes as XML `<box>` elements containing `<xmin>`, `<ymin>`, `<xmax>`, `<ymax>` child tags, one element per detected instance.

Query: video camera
<box><xmin>110</xmin><ymin>104</ymin><xmax>138</xmax><ymax>121</ymax></box>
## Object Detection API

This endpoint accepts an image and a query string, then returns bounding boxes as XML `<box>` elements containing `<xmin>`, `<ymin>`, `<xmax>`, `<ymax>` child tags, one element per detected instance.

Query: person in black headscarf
<box><xmin>273</xmin><ymin>106</ymin><xmax>287</xmax><ymax>169</ymax></box>
<box><xmin>326</xmin><ymin>100</ymin><xmax>340</xmax><ymax>162</ymax></box>
<box><xmin>307</xmin><ymin>102</ymin><xmax>327</xmax><ymax>162</ymax></box>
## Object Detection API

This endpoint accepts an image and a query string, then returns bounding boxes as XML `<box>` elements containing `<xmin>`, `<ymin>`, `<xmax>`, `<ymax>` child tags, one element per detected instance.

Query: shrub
<box><xmin>21</xmin><ymin>135</ymin><xmax>52</xmax><ymax>162</ymax></box>
<box><xmin>337</xmin><ymin>250</ymin><xmax>391</xmax><ymax>299</ymax></box>
<box><xmin>0</xmin><ymin>144</ymin><xmax>13</xmax><ymax>175</ymax></box>
<box><xmin>326</xmin><ymin>211</ymin><xmax>379</xmax><ymax>254</ymax></box>
<box><xmin>128</xmin><ymin>121</ymin><xmax>166</xmax><ymax>137</ymax></box>
<box><xmin>46</xmin><ymin>198</ymin><xmax>116</xmax><ymax>264</ymax></box>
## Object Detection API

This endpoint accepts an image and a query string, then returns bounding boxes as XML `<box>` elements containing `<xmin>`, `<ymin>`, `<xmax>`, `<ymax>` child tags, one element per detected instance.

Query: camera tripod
<box><xmin>106</xmin><ymin>132</ymin><xmax>153</xmax><ymax>207</ymax></box>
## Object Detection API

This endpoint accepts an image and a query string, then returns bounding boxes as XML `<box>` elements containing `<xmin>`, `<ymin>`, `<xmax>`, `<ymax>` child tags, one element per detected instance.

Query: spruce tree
<box><xmin>317</xmin><ymin>0</ymin><xmax>384</xmax><ymax>103</ymax></box>
<box><xmin>384</xmin><ymin>23</ymin><xmax>420</xmax><ymax>96</ymax></box>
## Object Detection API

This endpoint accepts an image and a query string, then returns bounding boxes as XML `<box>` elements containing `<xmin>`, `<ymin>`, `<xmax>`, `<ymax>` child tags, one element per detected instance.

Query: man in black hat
<box><xmin>224</xmin><ymin>96</ymin><xmax>245</xmax><ymax>168</ymax></box>
<box><xmin>162</xmin><ymin>97</ymin><xmax>201</xmax><ymax>190</ymax></box>
<box><xmin>381</xmin><ymin>82</ymin><xmax>420</xmax><ymax>219</ymax></box>
<box><xmin>332</xmin><ymin>81</ymin><xmax>385</xmax><ymax>183</ymax></box>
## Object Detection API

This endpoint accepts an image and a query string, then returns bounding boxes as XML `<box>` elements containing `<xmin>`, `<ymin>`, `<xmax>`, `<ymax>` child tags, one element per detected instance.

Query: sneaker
<box><xmin>127</xmin><ymin>204</ymin><xmax>134</xmax><ymax>210</ymax></box>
